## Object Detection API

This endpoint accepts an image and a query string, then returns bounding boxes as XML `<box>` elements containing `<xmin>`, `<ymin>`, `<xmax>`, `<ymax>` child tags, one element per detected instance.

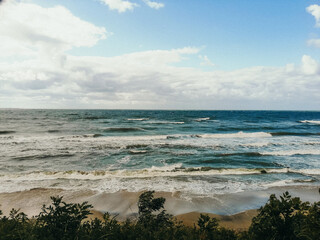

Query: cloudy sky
<box><xmin>0</xmin><ymin>0</ymin><xmax>320</xmax><ymax>110</ymax></box>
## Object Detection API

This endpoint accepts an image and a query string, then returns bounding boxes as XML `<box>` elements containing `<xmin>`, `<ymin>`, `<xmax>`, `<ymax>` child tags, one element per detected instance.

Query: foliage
<box><xmin>248</xmin><ymin>191</ymin><xmax>320</xmax><ymax>240</ymax></box>
<box><xmin>0</xmin><ymin>208</ymin><xmax>34</xmax><ymax>240</ymax></box>
<box><xmin>0</xmin><ymin>191</ymin><xmax>319</xmax><ymax>240</ymax></box>
<box><xmin>196</xmin><ymin>213</ymin><xmax>237</xmax><ymax>240</ymax></box>
<box><xmin>35</xmin><ymin>196</ymin><xmax>93</xmax><ymax>239</ymax></box>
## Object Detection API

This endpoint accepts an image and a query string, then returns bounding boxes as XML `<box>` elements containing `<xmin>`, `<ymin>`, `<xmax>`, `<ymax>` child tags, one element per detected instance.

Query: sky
<box><xmin>0</xmin><ymin>0</ymin><xmax>320</xmax><ymax>110</ymax></box>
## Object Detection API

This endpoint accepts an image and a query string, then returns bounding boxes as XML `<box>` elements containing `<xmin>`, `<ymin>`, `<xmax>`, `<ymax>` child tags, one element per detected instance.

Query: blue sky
<box><xmin>29</xmin><ymin>0</ymin><xmax>320</xmax><ymax>70</ymax></box>
<box><xmin>0</xmin><ymin>0</ymin><xmax>320</xmax><ymax>109</ymax></box>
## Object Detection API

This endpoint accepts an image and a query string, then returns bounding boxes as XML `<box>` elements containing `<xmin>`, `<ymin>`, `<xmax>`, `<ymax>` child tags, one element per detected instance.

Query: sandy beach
<box><xmin>0</xmin><ymin>186</ymin><xmax>319</xmax><ymax>230</ymax></box>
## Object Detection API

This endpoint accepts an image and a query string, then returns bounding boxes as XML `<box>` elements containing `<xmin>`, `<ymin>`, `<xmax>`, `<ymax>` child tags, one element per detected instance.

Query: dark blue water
<box><xmin>0</xmin><ymin>110</ymin><xmax>320</xmax><ymax>196</ymax></box>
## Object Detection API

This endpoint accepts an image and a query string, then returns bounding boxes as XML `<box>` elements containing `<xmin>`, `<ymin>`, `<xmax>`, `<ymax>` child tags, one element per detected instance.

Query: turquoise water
<box><xmin>0</xmin><ymin>110</ymin><xmax>320</xmax><ymax>197</ymax></box>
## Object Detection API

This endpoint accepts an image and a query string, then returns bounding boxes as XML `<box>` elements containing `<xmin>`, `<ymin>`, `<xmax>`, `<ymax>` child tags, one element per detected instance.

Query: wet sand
<box><xmin>0</xmin><ymin>186</ymin><xmax>319</xmax><ymax>230</ymax></box>
<box><xmin>175</xmin><ymin>210</ymin><xmax>258</xmax><ymax>231</ymax></box>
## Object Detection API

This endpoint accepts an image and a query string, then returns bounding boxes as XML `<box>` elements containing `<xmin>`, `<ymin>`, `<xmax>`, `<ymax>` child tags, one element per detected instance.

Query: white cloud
<box><xmin>0</xmin><ymin>1</ymin><xmax>107</xmax><ymax>49</ymax></box>
<box><xmin>199</xmin><ymin>55</ymin><xmax>215</xmax><ymax>67</ymax></box>
<box><xmin>306</xmin><ymin>5</ymin><xmax>320</xmax><ymax>48</ymax></box>
<box><xmin>2</xmin><ymin>46</ymin><xmax>320</xmax><ymax>109</ymax></box>
<box><xmin>301</xmin><ymin>55</ymin><xmax>319</xmax><ymax>75</ymax></box>
<box><xmin>142</xmin><ymin>0</ymin><xmax>164</xmax><ymax>9</ymax></box>
<box><xmin>98</xmin><ymin>0</ymin><xmax>164</xmax><ymax>12</ymax></box>
<box><xmin>0</xmin><ymin>0</ymin><xmax>107</xmax><ymax>66</ymax></box>
<box><xmin>307</xmin><ymin>4</ymin><xmax>320</xmax><ymax>27</ymax></box>
<box><xmin>110</xmin><ymin>47</ymin><xmax>200</xmax><ymax>66</ymax></box>
<box><xmin>307</xmin><ymin>38</ymin><xmax>320</xmax><ymax>48</ymax></box>
<box><xmin>99</xmin><ymin>0</ymin><xmax>138</xmax><ymax>13</ymax></box>
<box><xmin>0</xmin><ymin>1</ymin><xmax>320</xmax><ymax>110</ymax></box>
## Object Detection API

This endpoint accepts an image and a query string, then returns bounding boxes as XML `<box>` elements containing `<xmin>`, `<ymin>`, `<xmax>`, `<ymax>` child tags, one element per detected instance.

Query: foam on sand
<box><xmin>0</xmin><ymin>186</ymin><xmax>319</xmax><ymax>220</ymax></box>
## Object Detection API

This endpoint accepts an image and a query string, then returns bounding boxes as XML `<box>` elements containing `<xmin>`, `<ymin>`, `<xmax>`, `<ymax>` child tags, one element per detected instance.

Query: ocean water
<box><xmin>1</xmin><ymin>109</ymin><xmax>320</xmax><ymax>199</ymax></box>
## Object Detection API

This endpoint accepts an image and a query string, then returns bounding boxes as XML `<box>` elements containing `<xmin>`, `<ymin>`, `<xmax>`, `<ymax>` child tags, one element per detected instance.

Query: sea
<box><xmin>1</xmin><ymin>109</ymin><xmax>320</xmax><ymax>205</ymax></box>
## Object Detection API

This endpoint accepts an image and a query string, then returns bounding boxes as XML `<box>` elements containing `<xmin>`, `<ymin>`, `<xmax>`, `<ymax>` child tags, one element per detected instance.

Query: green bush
<box><xmin>0</xmin><ymin>208</ymin><xmax>34</xmax><ymax>240</ymax></box>
<box><xmin>248</xmin><ymin>191</ymin><xmax>320</xmax><ymax>240</ymax></box>
<box><xmin>0</xmin><ymin>191</ymin><xmax>319</xmax><ymax>240</ymax></box>
<box><xmin>34</xmin><ymin>196</ymin><xmax>92</xmax><ymax>240</ymax></box>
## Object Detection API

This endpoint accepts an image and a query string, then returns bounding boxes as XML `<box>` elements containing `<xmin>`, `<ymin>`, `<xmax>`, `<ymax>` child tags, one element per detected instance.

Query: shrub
<box><xmin>248</xmin><ymin>191</ymin><xmax>320</xmax><ymax>240</ymax></box>
<box><xmin>0</xmin><ymin>191</ymin><xmax>319</xmax><ymax>240</ymax></box>
<box><xmin>35</xmin><ymin>196</ymin><xmax>93</xmax><ymax>240</ymax></box>
<box><xmin>0</xmin><ymin>208</ymin><xmax>34</xmax><ymax>240</ymax></box>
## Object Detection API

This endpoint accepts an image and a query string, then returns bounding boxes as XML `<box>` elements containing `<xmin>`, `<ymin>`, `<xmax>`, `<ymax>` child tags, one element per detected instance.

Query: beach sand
<box><xmin>175</xmin><ymin>210</ymin><xmax>258</xmax><ymax>231</ymax></box>
<box><xmin>0</xmin><ymin>186</ymin><xmax>319</xmax><ymax>230</ymax></box>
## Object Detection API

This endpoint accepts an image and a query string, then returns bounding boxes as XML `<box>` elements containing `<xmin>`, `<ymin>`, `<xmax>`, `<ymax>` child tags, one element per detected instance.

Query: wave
<box><xmin>0</xmin><ymin>131</ymin><xmax>15</xmax><ymax>135</ymax></box>
<box><xmin>4</xmin><ymin>131</ymin><xmax>275</xmax><ymax>142</ymax></box>
<box><xmin>93</xmin><ymin>134</ymin><xmax>103</xmax><ymax>138</ymax></box>
<box><xmin>103</xmin><ymin>127</ymin><xmax>145</xmax><ymax>133</ymax></box>
<box><xmin>129</xmin><ymin>150</ymin><xmax>148</xmax><ymax>154</ymax></box>
<box><xmin>1</xmin><ymin>166</ymin><xmax>319</xmax><ymax>195</ymax></box>
<box><xmin>147</xmin><ymin>121</ymin><xmax>185</xmax><ymax>125</ymax></box>
<box><xmin>270</xmin><ymin>132</ymin><xmax>319</xmax><ymax>136</ymax></box>
<box><xmin>66</xmin><ymin>113</ymin><xmax>79</xmax><ymax>116</ymax></box>
<box><xmin>201</xmin><ymin>132</ymin><xmax>272</xmax><ymax>138</ymax></box>
<box><xmin>261</xmin><ymin>149</ymin><xmax>320</xmax><ymax>156</ymax></box>
<box><xmin>67</xmin><ymin>132</ymin><xmax>273</xmax><ymax>141</ymax></box>
<box><xmin>262</xmin><ymin>178</ymin><xmax>316</xmax><ymax>188</ymax></box>
<box><xmin>12</xmin><ymin>153</ymin><xmax>75</xmax><ymax>161</ymax></box>
<box><xmin>195</xmin><ymin>117</ymin><xmax>210</xmax><ymax>122</ymax></box>
<box><xmin>240</xmin><ymin>142</ymin><xmax>272</xmax><ymax>147</ymax></box>
<box><xmin>217</xmin><ymin>152</ymin><xmax>263</xmax><ymax>157</ymax></box>
<box><xmin>299</xmin><ymin>120</ymin><xmax>320</xmax><ymax>125</ymax></box>
<box><xmin>3</xmin><ymin>166</ymin><xmax>318</xmax><ymax>181</ymax></box>
<box><xmin>215</xmin><ymin>148</ymin><xmax>320</xmax><ymax>158</ymax></box>
<box><xmin>166</xmin><ymin>135</ymin><xmax>200</xmax><ymax>140</ymax></box>
<box><xmin>165</xmin><ymin>132</ymin><xmax>272</xmax><ymax>140</ymax></box>
<box><xmin>217</xmin><ymin>126</ymin><xmax>277</xmax><ymax>132</ymax></box>
<box><xmin>47</xmin><ymin>130</ymin><xmax>60</xmax><ymax>133</ymax></box>
<box><xmin>304</xmin><ymin>142</ymin><xmax>320</xmax><ymax>146</ymax></box>
<box><xmin>84</xmin><ymin>116</ymin><xmax>104</xmax><ymax>120</ymax></box>
<box><xmin>127</xmin><ymin>118</ymin><xmax>149</xmax><ymax>121</ymax></box>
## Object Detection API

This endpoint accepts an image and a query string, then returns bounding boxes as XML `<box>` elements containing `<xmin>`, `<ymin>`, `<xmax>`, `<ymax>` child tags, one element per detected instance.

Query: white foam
<box><xmin>0</xmin><ymin>167</ymin><xmax>293</xmax><ymax>182</ymax></box>
<box><xmin>299</xmin><ymin>120</ymin><xmax>320</xmax><ymax>125</ymax></box>
<box><xmin>262</xmin><ymin>149</ymin><xmax>320</xmax><ymax>156</ymax></box>
<box><xmin>147</xmin><ymin>120</ymin><xmax>185</xmax><ymax>124</ymax></box>
<box><xmin>293</xmin><ymin>169</ymin><xmax>320</xmax><ymax>175</ymax></box>
<box><xmin>0</xmin><ymin>174</ymin><xmax>257</xmax><ymax>196</ymax></box>
<box><xmin>0</xmin><ymin>167</ymin><xmax>319</xmax><ymax>195</ymax></box>
<box><xmin>129</xmin><ymin>150</ymin><xmax>148</xmax><ymax>154</ymax></box>
<box><xmin>3</xmin><ymin>166</ymin><xmax>318</xmax><ymax>183</ymax></box>
<box><xmin>102</xmin><ymin>135</ymin><xmax>167</xmax><ymax>141</ymax></box>
<box><xmin>261</xmin><ymin>178</ymin><xmax>316</xmax><ymax>188</ymax></box>
<box><xmin>263</xmin><ymin>180</ymin><xmax>292</xmax><ymax>188</ymax></box>
<box><xmin>201</xmin><ymin>131</ymin><xmax>272</xmax><ymax>139</ymax></box>
<box><xmin>195</xmin><ymin>117</ymin><xmax>210</xmax><ymax>122</ymax></box>
<box><xmin>127</xmin><ymin>118</ymin><xmax>149</xmax><ymax>121</ymax></box>
<box><xmin>240</xmin><ymin>142</ymin><xmax>271</xmax><ymax>147</ymax></box>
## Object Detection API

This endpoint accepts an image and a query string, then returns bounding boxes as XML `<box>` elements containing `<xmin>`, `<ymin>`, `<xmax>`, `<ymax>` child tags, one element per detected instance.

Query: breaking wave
<box><xmin>103</xmin><ymin>127</ymin><xmax>145</xmax><ymax>132</ymax></box>
<box><xmin>270</xmin><ymin>132</ymin><xmax>319</xmax><ymax>136</ymax></box>
<box><xmin>299</xmin><ymin>120</ymin><xmax>320</xmax><ymax>125</ymax></box>
<box><xmin>127</xmin><ymin>118</ymin><xmax>149</xmax><ymax>121</ymax></box>
<box><xmin>0</xmin><ymin>130</ymin><xmax>16</xmax><ymax>135</ymax></box>
<box><xmin>2</xmin><ymin>166</ymin><xmax>319</xmax><ymax>181</ymax></box>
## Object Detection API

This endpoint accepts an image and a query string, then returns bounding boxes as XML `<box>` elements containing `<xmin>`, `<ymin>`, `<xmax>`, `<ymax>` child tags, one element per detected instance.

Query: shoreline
<box><xmin>0</xmin><ymin>186</ymin><xmax>319</xmax><ymax>230</ymax></box>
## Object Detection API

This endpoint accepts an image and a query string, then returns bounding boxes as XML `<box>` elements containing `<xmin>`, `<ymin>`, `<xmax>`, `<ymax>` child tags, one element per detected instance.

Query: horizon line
<box><xmin>1</xmin><ymin>108</ymin><xmax>320</xmax><ymax>112</ymax></box>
